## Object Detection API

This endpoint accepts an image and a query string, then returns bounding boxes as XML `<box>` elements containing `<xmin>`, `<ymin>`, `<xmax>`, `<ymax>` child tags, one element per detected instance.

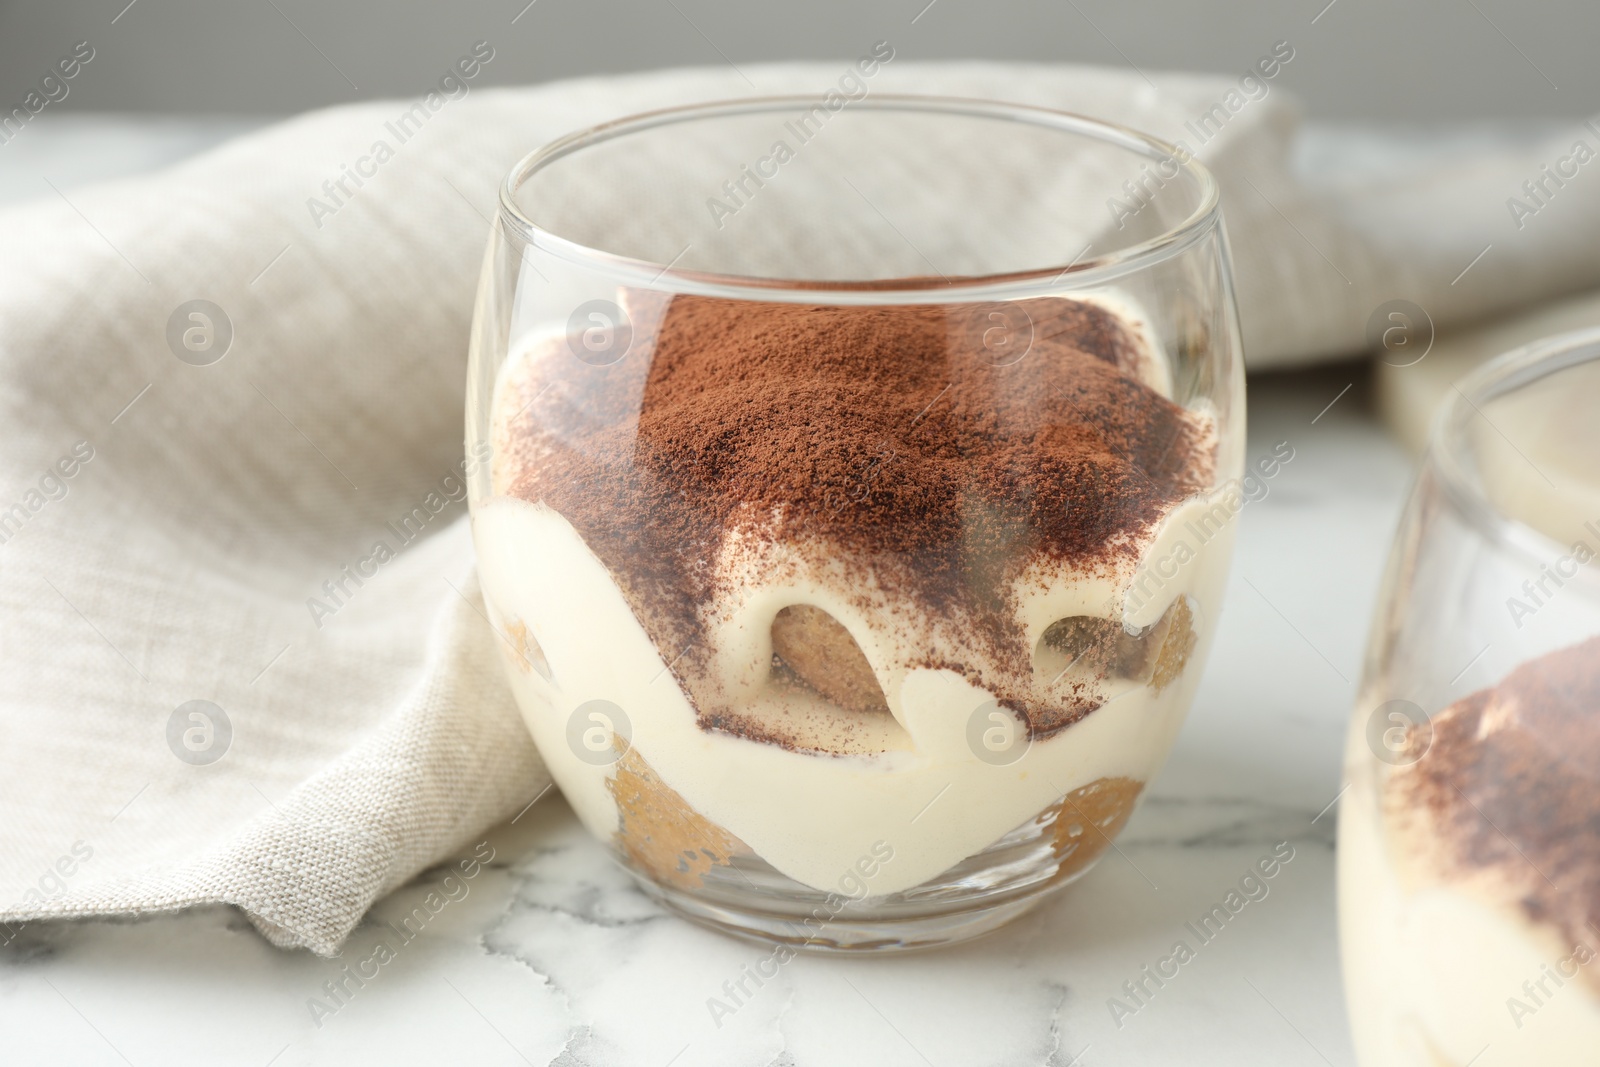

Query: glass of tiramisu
<box><xmin>467</xmin><ymin>94</ymin><xmax>1245</xmax><ymax>949</ymax></box>
<box><xmin>1340</xmin><ymin>328</ymin><xmax>1600</xmax><ymax>1063</ymax></box>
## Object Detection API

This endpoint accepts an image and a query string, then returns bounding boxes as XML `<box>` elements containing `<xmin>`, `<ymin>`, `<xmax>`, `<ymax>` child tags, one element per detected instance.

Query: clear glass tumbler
<box><xmin>1340</xmin><ymin>328</ymin><xmax>1600</xmax><ymax>1062</ymax></box>
<box><xmin>467</xmin><ymin>95</ymin><xmax>1245</xmax><ymax>950</ymax></box>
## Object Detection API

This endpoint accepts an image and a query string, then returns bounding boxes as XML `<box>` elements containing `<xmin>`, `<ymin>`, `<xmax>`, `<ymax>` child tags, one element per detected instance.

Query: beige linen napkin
<box><xmin>3</xmin><ymin>60</ymin><xmax>1597</xmax><ymax>955</ymax></box>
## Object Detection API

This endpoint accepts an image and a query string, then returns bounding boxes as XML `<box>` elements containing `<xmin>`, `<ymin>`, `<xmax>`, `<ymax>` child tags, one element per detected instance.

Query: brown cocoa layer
<box><xmin>1386</xmin><ymin>635</ymin><xmax>1600</xmax><ymax>967</ymax></box>
<box><xmin>499</xmin><ymin>293</ymin><xmax>1213</xmax><ymax>738</ymax></box>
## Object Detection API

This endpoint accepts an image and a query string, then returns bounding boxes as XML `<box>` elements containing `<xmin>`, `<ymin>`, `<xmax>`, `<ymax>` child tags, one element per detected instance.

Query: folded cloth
<box><xmin>3</xmin><ymin>61</ymin><xmax>1597</xmax><ymax>954</ymax></box>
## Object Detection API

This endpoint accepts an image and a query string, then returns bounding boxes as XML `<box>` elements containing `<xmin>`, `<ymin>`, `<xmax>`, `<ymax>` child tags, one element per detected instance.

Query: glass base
<box><xmin>621</xmin><ymin>803</ymin><xmax>1111</xmax><ymax>953</ymax></box>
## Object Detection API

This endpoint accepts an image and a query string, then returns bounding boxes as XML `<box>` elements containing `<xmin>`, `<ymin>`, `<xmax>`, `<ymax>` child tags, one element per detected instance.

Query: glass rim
<box><xmin>496</xmin><ymin>93</ymin><xmax>1223</xmax><ymax>302</ymax></box>
<box><xmin>1430</xmin><ymin>325</ymin><xmax>1600</xmax><ymax>575</ymax></box>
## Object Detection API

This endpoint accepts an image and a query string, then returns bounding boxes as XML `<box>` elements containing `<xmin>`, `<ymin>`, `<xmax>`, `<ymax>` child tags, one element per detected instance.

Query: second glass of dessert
<box><xmin>1340</xmin><ymin>328</ymin><xmax>1600</xmax><ymax>1063</ymax></box>
<box><xmin>468</xmin><ymin>95</ymin><xmax>1245</xmax><ymax>949</ymax></box>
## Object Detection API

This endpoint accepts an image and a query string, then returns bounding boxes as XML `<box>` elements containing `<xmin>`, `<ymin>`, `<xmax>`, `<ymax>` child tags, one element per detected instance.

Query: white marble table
<box><xmin>0</xmin><ymin>116</ymin><xmax>1418</xmax><ymax>1067</ymax></box>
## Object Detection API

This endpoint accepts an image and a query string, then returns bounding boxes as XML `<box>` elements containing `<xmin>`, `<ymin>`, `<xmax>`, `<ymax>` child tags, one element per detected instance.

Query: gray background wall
<box><xmin>0</xmin><ymin>0</ymin><xmax>1591</xmax><ymax>120</ymax></box>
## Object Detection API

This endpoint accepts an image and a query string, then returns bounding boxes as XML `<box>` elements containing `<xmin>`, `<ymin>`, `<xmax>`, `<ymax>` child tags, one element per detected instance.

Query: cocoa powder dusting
<box><xmin>1388</xmin><ymin>635</ymin><xmax>1600</xmax><ymax>962</ymax></box>
<box><xmin>500</xmin><ymin>293</ymin><xmax>1213</xmax><ymax>739</ymax></box>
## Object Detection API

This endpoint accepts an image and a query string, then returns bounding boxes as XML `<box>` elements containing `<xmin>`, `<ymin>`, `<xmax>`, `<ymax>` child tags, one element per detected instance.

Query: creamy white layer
<box><xmin>475</xmin><ymin>488</ymin><xmax>1232</xmax><ymax>895</ymax></box>
<box><xmin>1338</xmin><ymin>704</ymin><xmax>1600</xmax><ymax>1067</ymax></box>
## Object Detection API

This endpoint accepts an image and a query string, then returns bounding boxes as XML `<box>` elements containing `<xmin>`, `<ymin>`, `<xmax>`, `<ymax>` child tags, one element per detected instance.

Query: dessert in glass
<box><xmin>1340</xmin><ymin>328</ymin><xmax>1600</xmax><ymax>1062</ymax></box>
<box><xmin>467</xmin><ymin>96</ymin><xmax>1245</xmax><ymax>949</ymax></box>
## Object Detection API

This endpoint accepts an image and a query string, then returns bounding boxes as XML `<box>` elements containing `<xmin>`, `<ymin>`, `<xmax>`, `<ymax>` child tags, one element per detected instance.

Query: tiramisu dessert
<box><xmin>1341</xmin><ymin>636</ymin><xmax>1600</xmax><ymax>1065</ymax></box>
<box><xmin>473</xmin><ymin>287</ymin><xmax>1241</xmax><ymax>907</ymax></box>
